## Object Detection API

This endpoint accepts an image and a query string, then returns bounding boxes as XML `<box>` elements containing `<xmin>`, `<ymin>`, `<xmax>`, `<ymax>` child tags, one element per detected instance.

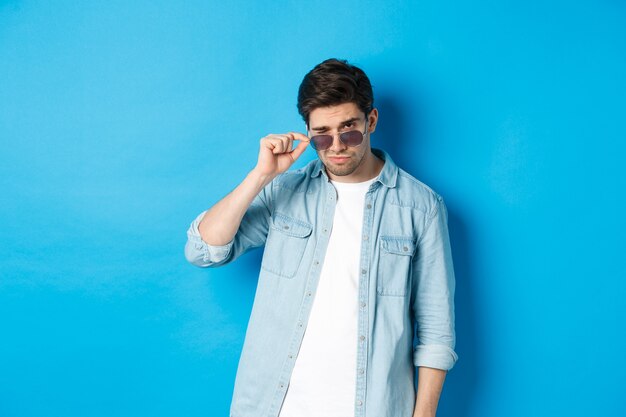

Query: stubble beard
<box><xmin>322</xmin><ymin>150</ymin><xmax>367</xmax><ymax>177</ymax></box>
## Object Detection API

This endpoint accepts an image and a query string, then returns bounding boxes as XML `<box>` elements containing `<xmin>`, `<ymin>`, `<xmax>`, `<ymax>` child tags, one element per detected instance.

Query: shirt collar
<box><xmin>310</xmin><ymin>147</ymin><xmax>398</xmax><ymax>188</ymax></box>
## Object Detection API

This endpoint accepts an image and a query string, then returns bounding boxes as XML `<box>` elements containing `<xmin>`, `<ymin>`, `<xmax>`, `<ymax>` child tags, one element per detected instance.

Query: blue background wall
<box><xmin>1</xmin><ymin>1</ymin><xmax>624</xmax><ymax>416</ymax></box>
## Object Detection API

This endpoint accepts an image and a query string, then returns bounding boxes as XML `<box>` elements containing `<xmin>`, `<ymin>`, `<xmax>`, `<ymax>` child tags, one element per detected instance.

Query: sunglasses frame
<box><xmin>306</xmin><ymin>115</ymin><xmax>369</xmax><ymax>151</ymax></box>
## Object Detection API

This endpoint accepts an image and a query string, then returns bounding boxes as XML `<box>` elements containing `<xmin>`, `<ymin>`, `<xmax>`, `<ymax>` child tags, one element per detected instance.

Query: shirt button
<box><xmin>366</xmin><ymin>204</ymin><xmax>372</xmax><ymax>209</ymax></box>
<box><xmin>323</xmin><ymin>228</ymin><xmax>328</xmax><ymax>233</ymax></box>
<box><xmin>363</xmin><ymin>235</ymin><xmax>368</xmax><ymax>240</ymax></box>
<box><xmin>315</xmin><ymin>260</ymin><xmax>319</xmax><ymax>265</ymax></box>
<box><xmin>284</xmin><ymin>225</ymin><xmax>290</xmax><ymax>230</ymax></box>
<box><xmin>288</xmin><ymin>355</ymin><xmax>293</xmax><ymax>359</ymax></box>
<box><xmin>360</xmin><ymin>302</ymin><xmax>366</xmax><ymax>308</ymax></box>
<box><xmin>359</xmin><ymin>335</ymin><xmax>365</xmax><ymax>341</ymax></box>
<box><xmin>357</xmin><ymin>400</ymin><xmax>363</xmax><ymax>406</ymax></box>
<box><xmin>403</xmin><ymin>246</ymin><xmax>409</xmax><ymax>251</ymax></box>
<box><xmin>361</xmin><ymin>269</ymin><xmax>366</xmax><ymax>274</ymax></box>
<box><xmin>359</xmin><ymin>368</ymin><xmax>364</xmax><ymax>374</ymax></box>
<box><xmin>307</xmin><ymin>292</ymin><xmax>312</xmax><ymax>297</ymax></box>
<box><xmin>298</xmin><ymin>322</ymin><xmax>303</xmax><ymax>327</ymax></box>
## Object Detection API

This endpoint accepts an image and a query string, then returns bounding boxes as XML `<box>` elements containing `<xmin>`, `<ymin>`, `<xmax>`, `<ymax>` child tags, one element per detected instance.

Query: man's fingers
<box><xmin>283</xmin><ymin>134</ymin><xmax>293</xmax><ymax>153</ymax></box>
<box><xmin>262</xmin><ymin>132</ymin><xmax>309</xmax><ymax>157</ymax></box>
<box><xmin>285</xmin><ymin>132</ymin><xmax>310</xmax><ymax>161</ymax></box>
<box><xmin>289</xmin><ymin>139</ymin><xmax>309</xmax><ymax>161</ymax></box>
<box><xmin>268</xmin><ymin>138</ymin><xmax>285</xmax><ymax>154</ymax></box>
<box><xmin>277</xmin><ymin>134</ymin><xmax>292</xmax><ymax>153</ymax></box>
<box><xmin>289</xmin><ymin>132</ymin><xmax>310</xmax><ymax>142</ymax></box>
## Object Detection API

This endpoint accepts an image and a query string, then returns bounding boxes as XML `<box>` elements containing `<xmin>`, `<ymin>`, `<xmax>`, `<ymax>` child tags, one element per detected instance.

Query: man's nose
<box><xmin>328</xmin><ymin>132</ymin><xmax>348</xmax><ymax>153</ymax></box>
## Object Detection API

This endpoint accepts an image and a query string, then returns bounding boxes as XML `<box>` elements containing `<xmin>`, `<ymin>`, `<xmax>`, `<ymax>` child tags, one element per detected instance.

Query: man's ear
<box><xmin>368</xmin><ymin>108</ymin><xmax>379</xmax><ymax>134</ymax></box>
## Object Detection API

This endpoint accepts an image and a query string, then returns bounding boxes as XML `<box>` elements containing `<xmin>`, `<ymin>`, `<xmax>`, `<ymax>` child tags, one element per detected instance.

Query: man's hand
<box><xmin>254</xmin><ymin>132</ymin><xmax>310</xmax><ymax>177</ymax></box>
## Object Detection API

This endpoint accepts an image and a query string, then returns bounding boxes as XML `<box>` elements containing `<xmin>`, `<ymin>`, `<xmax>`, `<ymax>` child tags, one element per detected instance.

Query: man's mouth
<box><xmin>328</xmin><ymin>156</ymin><xmax>350</xmax><ymax>163</ymax></box>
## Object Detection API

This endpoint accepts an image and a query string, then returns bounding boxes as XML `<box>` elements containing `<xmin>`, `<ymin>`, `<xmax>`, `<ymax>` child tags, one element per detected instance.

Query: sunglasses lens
<box><xmin>340</xmin><ymin>130</ymin><xmax>364</xmax><ymax>147</ymax></box>
<box><xmin>311</xmin><ymin>135</ymin><xmax>333</xmax><ymax>150</ymax></box>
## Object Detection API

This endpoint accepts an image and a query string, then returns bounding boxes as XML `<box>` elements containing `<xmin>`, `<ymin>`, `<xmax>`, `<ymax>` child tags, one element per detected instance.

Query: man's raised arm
<box><xmin>184</xmin><ymin>132</ymin><xmax>309</xmax><ymax>268</ymax></box>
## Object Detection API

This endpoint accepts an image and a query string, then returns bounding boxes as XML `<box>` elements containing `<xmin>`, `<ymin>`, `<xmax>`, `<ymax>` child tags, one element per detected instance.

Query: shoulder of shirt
<box><xmin>394</xmin><ymin>168</ymin><xmax>444</xmax><ymax>217</ymax></box>
<box><xmin>272</xmin><ymin>160</ymin><xmax>444</xmax><ymax>216</ymax></box>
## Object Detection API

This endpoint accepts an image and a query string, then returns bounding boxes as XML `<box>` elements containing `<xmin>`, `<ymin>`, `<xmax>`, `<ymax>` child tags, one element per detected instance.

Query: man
<box><xmin>185</xmin><ymin>58</ymin><xmax>457</xmax><ymax>417</ymax></box>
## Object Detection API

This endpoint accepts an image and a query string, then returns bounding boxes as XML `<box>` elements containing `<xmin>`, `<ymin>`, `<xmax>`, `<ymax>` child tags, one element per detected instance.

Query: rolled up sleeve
<box><xmin>411</xmin><ymin>194</ymin><xmax>458</xmax><ymax>371</ymax></box>
<box><xmin>185</xmin><ymin>210</ymin><xmax>235</xmax><ymax>266</ymax></box>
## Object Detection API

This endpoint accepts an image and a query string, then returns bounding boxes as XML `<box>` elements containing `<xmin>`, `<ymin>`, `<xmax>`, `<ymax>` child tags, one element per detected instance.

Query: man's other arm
<box><xmin>413</xmin><ymin>367</ymin><xmax>446</xmax><ymax>417</ymax></box>
<box><xmin>410</xmin><ymin>193</ymin><xmax>458</xmax><ymax>415</ymax></box>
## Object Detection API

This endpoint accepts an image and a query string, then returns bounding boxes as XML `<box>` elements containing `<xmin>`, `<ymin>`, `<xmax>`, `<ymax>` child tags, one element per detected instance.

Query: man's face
<box><xmin>307</xmin><ymin>102</ymin><xmax>378</xmax><ymax>180</ymax></box>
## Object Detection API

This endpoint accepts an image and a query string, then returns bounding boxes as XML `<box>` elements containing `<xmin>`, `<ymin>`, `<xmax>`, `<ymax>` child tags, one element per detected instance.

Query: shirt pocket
<box><xmin>377</xmin><ymin>235</ymin><xmax>416</xmax><ymax>296</ymax></box>
<box><xmin>261</xmin><ymin>212</ymin><xmax>313</xmax><ymax>278</ymax></box>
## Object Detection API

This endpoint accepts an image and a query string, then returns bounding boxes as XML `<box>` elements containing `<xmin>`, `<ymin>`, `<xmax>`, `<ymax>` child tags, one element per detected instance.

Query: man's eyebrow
<box><xmin>310</xmin><ymin>117</ymin><xmax>360</xmax><ymax>132</ymax></box>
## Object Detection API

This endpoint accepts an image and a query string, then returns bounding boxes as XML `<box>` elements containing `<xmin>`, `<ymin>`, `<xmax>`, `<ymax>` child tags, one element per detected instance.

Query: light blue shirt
<box><xmin>185</xmin><ymin>147</ymin><xmax>458</xmax><ymax>417</ymax></box>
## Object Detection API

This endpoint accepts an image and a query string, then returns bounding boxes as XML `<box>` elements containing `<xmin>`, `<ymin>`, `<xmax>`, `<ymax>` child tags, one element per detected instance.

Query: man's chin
<box><xmin>324</xmin><ymin>163</ymin><xmax>357</xmax><ymax>177</ymax></box>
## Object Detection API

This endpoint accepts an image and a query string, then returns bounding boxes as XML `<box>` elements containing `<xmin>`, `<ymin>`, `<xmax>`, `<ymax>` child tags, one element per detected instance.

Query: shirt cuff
<box><xmin>413</xmin><ymin>344</ymin><xmax>459</xmax><ymax>371</ymax></box>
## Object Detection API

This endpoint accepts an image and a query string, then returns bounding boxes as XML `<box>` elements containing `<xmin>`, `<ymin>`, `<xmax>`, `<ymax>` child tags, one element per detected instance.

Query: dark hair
<box><xmin>297</xmin><ymin>58</ymin><xmax>374</xmax><ymax>126</ymax></box>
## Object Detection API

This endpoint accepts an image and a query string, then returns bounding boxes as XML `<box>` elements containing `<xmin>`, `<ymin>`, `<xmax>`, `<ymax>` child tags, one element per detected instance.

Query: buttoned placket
<box><xmin>354</xmin><ymin>182</ymin><xmax>377</xmax><ymax>417</ymax></box>
<box><xmin>270</xmin><ymin>172</ymin><xmax>380</xmax><ymax>417</ymax></box>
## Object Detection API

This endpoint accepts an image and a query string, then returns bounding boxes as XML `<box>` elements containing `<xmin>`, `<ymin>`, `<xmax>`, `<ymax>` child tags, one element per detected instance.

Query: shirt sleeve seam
<box><xmin>416</xmin><ymin>196</ymin><xmax>441</xmax><ymax>247</ymax></box>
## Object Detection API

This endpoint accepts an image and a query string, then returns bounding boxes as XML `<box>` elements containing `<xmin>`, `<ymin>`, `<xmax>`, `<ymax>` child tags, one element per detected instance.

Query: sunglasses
<box><xmin>307</xmin><ymin>118</ymin><xmax>368</xmax><ymax>151</ymax></box>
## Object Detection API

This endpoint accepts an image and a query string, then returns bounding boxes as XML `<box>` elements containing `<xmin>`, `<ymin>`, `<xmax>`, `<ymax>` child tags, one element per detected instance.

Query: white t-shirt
<box><xmin>278</xmin><ymin>174</ymin><xmax>379</xmax><ymax>417</ymax></box>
